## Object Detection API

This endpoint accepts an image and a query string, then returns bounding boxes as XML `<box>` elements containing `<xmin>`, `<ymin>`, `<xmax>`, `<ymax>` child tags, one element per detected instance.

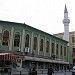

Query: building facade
<box><xmin>0</xmin><ymin>20</ymin><xmax>70</xmax><ymax>74</ymax></box>
<box><xmin>54</xmin><ymin>31</ymin><xmax>74</xmax><ymax>66</ymax></box>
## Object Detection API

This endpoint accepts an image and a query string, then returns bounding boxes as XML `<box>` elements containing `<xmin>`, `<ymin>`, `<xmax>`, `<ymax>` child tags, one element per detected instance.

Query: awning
<box><xmin>24</xmin><ymin>56</ymin><xmax>69</xmax><ymax>64</ymax></box>
<box><xmin>0</xmin><ymin>53</ymin><xmax>20</xmax><ymax>63</ymax></box>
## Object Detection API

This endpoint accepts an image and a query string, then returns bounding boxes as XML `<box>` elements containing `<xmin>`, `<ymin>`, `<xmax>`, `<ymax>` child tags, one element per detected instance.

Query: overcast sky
<box><xmin>0</xmin><ymin>0</ymin><xmax>75</xmax><ymax>34</ymax></box>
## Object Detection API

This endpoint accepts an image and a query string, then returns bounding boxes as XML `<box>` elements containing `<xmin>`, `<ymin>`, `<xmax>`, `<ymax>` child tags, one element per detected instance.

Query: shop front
<box><xmin>22</xmin><ymin>55</ymin><xmax>69</xmax><ymax>71</ymax></box>
<box><xmin>0</xmin><ymin>53</ymin><xmax>20</xmax><ymax>75</ymax></box>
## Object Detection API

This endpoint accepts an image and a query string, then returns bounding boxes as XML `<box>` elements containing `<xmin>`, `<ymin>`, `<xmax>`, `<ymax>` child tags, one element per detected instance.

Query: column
<box><xmin>0</xmin><ymin>27</ymin><xmax>2</xmax><ymax>51</ymax></box>
<box><xmin>21</xmin><ymin>29</ymin><xmax>25</xmax><ymax>52</ymax></box>
<box><xmin>59</xmin><ymin>65</ymin><xmax>60</xmax><ymax>71</ymax></box>
<box><xmin>36</xmin><ymin>62</ymin><xmax>38</xmax><ymax>69</ymax></box>
<box><xmin>43</xmin><ymin>63</ymin><xmax>45</xmax><ymax>69</ymax></box>
<box><xmin>31</xmin><ymin>32</ymin><xmax>33</xmax><ymax>53</ymax></box>
<box><xmin>63</xmin><ymin>65</ymin><xmax>64</xmax><ymax>71</ymax></box>
<box><xmin>59</xmin><ymin>44</ymin><xmax>60</xmax><ymax>59</ymax></box>
<box><xmin>62</xmin><ymin>45</ymin><xmax>64</xmax><ymax>60</ymax></box>
<box><xmin>9</xmin><ymin>27</ymin><xmax>14</xmax><ymax>51</ymax></box>
<box><xmin>66</xmin><ymin>47</ymin><xmax>67</xmax><ymax>61</ymax></box>
<box><xmin>54</xmin><ymin>41</ymin><xmax>56</xmax><ymax>59</ymax></box>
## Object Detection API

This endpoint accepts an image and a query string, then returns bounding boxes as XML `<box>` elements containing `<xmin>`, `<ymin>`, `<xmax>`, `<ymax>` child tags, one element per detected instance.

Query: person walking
<box><xmin>28</xmin><ymin>68</ymin><xmax>32</xmax><ymax>75</ymax></box>
<box><xmin>47</xmin><ymin>65</ymin><xmax>54</xmax><ymax>75</ymax></box>
<box><xmin>30</xmin><ymin>67</ymin><xmax>37</xmax><ymax>75</ymax></box>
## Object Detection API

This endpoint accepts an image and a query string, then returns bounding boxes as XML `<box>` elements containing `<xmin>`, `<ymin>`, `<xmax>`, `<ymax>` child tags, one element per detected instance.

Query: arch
<box><xmin>64</xmin><ymin>47</ymin><xmax>66</xmax><ymax>56</ymax></box>
<box><xmin>14</xmin><ymin>32</ymin><xmax>20</xmax><ymax>47</ymax></box>
<box><xmin>2</xmin><ymin>30</ymin><xmax>9</xmax><ymax>46</ymax></box>
<box><xmin>25</xmin><ymin>34</ymin><xmax>30</xmax><ymax>47</ymax></box>
<box><xmin>33</xmin><ymin>37</ymin><xmax>37</xmax><ymax>50</ymax></box>
<box><xmin>56</xmin><ymin>44</ymin><xmax>58</xmax><ymax>55</ymax></box>
<box><xmin>60</xmin><ymin>45</ymin><xmax>62</xmax><ymax>56</ymax></box>
<box><xmin>46</xmin><ymin>41</ymin><xmax>49</xmax><ymax>52</ymax></box>
<box><xmin>40</xmin><ymin>39</ymin><xmax>43</xmax><ymax>51</ymax></box>
<box><xmin>51</xmin><ymin>42</ymin><xmax>54</xmax><ymax>54</ymax></box>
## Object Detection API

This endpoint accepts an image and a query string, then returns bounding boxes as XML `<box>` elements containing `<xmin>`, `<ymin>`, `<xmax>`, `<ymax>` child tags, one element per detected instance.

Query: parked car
<box><xmin>72</xmin><ymin>66</ymin><xmax>75</xmax><ymax>75</ymax></box>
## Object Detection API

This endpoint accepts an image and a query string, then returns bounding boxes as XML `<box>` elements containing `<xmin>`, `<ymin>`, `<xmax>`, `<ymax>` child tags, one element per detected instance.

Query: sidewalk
<box><xmin>38</xmin><ymin>71</ymin><xmax>72</xmax><ymax>75</ymax></box>
<box><xmin>11</xmin><ymin>70</ymin><xmax>72</xmax><ymax>75</ymax></box>
<box><xmin>53</xmin><ymin>71</ymin><xmax>72</xmax><ymax>75</ymax></box>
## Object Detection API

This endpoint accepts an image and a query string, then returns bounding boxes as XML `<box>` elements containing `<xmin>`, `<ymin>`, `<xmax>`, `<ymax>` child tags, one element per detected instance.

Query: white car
<box><xmin>72</xmin><ymin>66</ymin><xmax>75</xmax><ymax>75</ymax></box>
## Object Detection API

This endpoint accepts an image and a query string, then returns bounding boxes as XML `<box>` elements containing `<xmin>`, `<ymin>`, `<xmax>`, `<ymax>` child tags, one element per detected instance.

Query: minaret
<box><xmin>63</xmin><ymin>5</ymin><xmax>70</xmax><ymax>46</ymax></box>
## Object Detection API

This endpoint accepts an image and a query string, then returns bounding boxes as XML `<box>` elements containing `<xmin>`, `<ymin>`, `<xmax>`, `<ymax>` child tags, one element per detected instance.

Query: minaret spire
<box><xmin>64</xmin><ymin>5</ymin><xmax>68</xmax><ymax>13</ymax></box>
<box><xmin>63</xmin><ymin>5</ymin><xmax>70</xmax><ymax>46</ymax></box>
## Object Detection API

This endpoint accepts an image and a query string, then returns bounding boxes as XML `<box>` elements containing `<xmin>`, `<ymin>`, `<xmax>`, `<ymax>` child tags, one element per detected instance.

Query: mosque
<box><xmin>0</xmin><ymin>5</ymin><xmax>72</xmax><ymax>74</ymax></box>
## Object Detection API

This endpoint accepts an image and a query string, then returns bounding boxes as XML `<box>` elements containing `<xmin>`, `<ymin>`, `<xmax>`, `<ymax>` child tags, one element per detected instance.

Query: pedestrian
<box><xmin>28</xmin><ymin>68</ymin><xmax>32</xmax><ymax>75</ymax></box>
<box><xmin>31</xmin><ymin>67</ymin><xmax>37</xmax><ymax>75</ymax></box>
<box><xmin>47</xmin><ymin>65</ymin><xmax>54</xmax><ymax>75</ymax></box>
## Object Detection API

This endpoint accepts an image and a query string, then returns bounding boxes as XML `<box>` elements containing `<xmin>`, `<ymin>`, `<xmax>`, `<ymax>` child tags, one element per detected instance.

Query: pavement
<box><xmin>1</xmin><ymin>71</ymin><xmax>72</xmax><ymax>75</ymax></box>
<box><xmin>53</xmin><ymin>71</ymin><xmax>72</xmax><ymax>75</ymax></box>
<box><xmin>38</xmin><ymin>71</ymin><xmax>72</xmax><ymax>75</ymax></box>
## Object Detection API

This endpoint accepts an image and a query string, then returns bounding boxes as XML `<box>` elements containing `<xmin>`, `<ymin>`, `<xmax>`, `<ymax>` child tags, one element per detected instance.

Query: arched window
<box><xmin>64</xmin><ymin>47</ymin><xmax>66</xmax><ymax>56</ymax></box>
<box><xmin>14</xmin><ymin>32</ymin><xmax>20</xmax><ymax>47</ymax></box>
<box><xmin>46</xmin><ymin>41</ymin><xmax>49</xmax><ymax>52</ymax></box>
<box><xmin>56</xmin><ymin>44</ymin><xmax>58</xmax><ymax>55</ymax></box>
<box><xmin>2</xmin><ymin>30</ymin><xmax>9</xmax><ymax>46</ymax></box>
<box><xmin>33</xmin><ymin>37</ymin><xmax>37</xmax><ymax>50</ymax></box>
<box><xmin>51</xmin><ymin>42</ymin><xmax>54</xmax><ymax>54</ymax></box>
<box><xmin>60</xmin><ymin>46</ymin><xmax>62</xmax><ymax>55</ymax></box>
<box><xmin>25</xmin><ymin>34</ymin><xmax>29</xmax><ymax>47</ymax></box>
<box><xmin>40</xmin><ymin>39</ymin><xmax>43</xmax><ymax>51</ymax></box>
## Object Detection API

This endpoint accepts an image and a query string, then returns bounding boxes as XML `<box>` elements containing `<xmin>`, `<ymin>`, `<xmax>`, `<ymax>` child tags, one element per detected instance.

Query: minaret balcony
<box><xmin>63</xmin><ymin>19</ymin><xmax>70</xmax><ymax>24</ymax></box>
